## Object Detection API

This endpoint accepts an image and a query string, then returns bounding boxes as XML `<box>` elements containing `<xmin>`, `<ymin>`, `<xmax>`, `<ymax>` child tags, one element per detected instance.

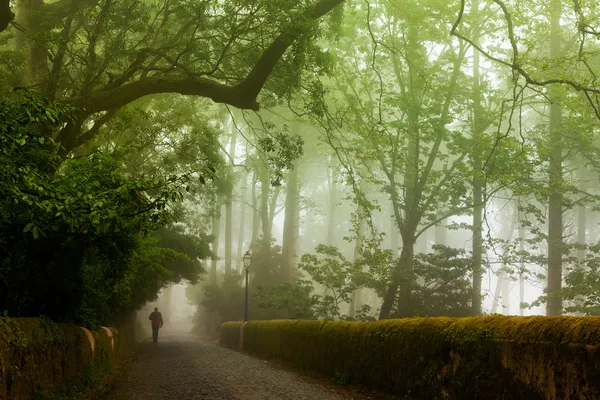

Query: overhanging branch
<box><xmin>84</xmin><ymin>0</ymin><xmax>345</xmax><ymax>115</ymax></box>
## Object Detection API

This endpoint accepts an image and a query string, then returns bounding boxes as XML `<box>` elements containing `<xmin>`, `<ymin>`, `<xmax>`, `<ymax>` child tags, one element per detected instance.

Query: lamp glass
<box><xmin>242</xmin><ymin>251</ymin><xmax>252</xmax><ymax>268</ymax></box>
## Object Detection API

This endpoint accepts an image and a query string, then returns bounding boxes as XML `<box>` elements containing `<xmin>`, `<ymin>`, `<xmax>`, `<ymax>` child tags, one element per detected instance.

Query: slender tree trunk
<box><xmin>235</xmin><ymin>180</ymin><xmax>248</xmax><ymax>273</ymax></box>
<box><xmin>577</xmin><ymin>164</ymin><xmax>587</xmax><ymax>263</ymax></box>
<box><xmin>546</xmin><ymin>0</ymin><xmax>563</xmax><ymax>316</ymax></box>
<box><xmin>349</xmin><ymin>201</ymin><xmax>366</xmax><ymax>319</ymax></box>
<box><xmin>224</xmin><ymin>122</ymin><xmax>237</xmax><ymax>275</ymax></box>
<box><xmin>259</xmin><ymin>166</ymin><xmax>272</xmax><ymax>241</ymax></box>
<box><xmin>389</xmin><ymin>207</ymin><xmax>400</xmax><ymax>256</ymax></box>
<box><xmin>326</xmin><ymin>159</ymin><xmax>338</xmax><ymax>247</ymax></box>
<box><xmin>501</xmin><ymin>276</ymin><xmax>510</xmax><ymax>315</ymax></box>
<box><xmin>471</xmin><ymin>0</ymin><xmax>484</xmax><ymax>316</ymax></box>
<box><xmin>209</xmin><ymin>210</ymin><xmax>221</xmax><ymax>286</ymax></box>
<box><xmin>282</xmin><ymin>166</ymin><xmax>299</xmax><ymax>283</ymax></box>
<box><xmin>518</xmin><ymin>199</ymin><xmax>526</xmax><ymax>316</ymax></box>
<box><xmin>491</xmin><ymin>273</ymin><xmax>502</xmax><ymax>314</ymax></box>
<box><xmin>251</xmin><ymin>171</ymin><xmax>260</xmax><ymax>248</ymax></box>
<box><xmin>268</xmin><ymin>185</ymin><xmax>281</xmax><ymax>237</ymax></box>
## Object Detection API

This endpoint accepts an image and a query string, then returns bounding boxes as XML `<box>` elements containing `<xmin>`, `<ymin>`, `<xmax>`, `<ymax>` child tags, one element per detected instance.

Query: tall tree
<box><xmin>546</xmin><ymin>0</ymin><xmax>563</xmax><ymax>316</ymax></box>
<box><xmin>470</xmin><ymin>0</ymin><xmax>484</xmax><ymax>315</ymax></box>
<box><xmin>4</xmin><ymin>0</ymin><xmax>345</xmax><ymax>154</ymax></box>
<box><xmin>282</xmin><ymin>165</ymin><xmax>300</xmax><ymax>283</ymax></box>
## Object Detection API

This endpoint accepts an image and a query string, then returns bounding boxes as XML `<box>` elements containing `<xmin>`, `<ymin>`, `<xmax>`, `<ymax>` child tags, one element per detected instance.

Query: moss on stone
<box><xmin>221</xmin><ymin>316</ymin><xmax>600</xmax><ymax>399</ymax></box>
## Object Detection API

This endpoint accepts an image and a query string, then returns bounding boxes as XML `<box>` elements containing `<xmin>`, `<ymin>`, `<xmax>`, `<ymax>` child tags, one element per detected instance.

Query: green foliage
<box><xmin>299</xmin><ymin>245</ymin><xmax>359</xmax><ymax>319</ymax></box>
<box><xmin>0</xmin><ymin>95</ymin><xmax>208</xmax><ymax>328</ymax></box>
<box><xmin>256</xmin><ymin>281</ymin><xmax>318</xmax><ymax>320</ymax></box>
<box><xmin>358</xmin><ymin>245</ymin><xmax>473</xmax><ymax>317</ymax></box>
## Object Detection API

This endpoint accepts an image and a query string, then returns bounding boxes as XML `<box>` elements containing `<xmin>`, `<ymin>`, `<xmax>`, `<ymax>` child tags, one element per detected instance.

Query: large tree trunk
<box><xmin>235</xmin><ymin>178</ymin><xmax>248</xmax><ymax>272</ymax></box>
<box><xmin>209</xmin><ymin>210</ymin><xmax>222</xmax><ymax>286</ymax></box>
<box><xmin>379</xmin><ymin>238</ymin><xmax>415</xmax><ymax>319</ymax></box>
<box><xmin>471</xmin><ymin>0</ymin><xmax>484</xmax><ymax>316</ymax></box>
<box><xmin>282</xmin><ymin>166</ymin><xmax>299</xmax><ymax>283</ymax></box>
<box><xmin>546</xmin><ymin>0</ymin><xmax>563</xmax><ymax>316</ymax></box>
<box><xmin>224</xmin><ymin>121</ymin><xmax>237</xmax><ymax>275</ymax></box>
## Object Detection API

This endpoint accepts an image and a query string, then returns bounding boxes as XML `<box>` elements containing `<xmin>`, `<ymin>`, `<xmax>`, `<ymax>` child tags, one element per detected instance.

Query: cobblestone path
<box><xmin>106</xmin><ymin>329</ymin><xmax>392</xmax><ymax>400</ymax></box>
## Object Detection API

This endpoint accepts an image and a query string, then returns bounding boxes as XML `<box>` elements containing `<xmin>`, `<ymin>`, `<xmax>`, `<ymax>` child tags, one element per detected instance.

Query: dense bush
<box><xmin>0</xmin><ymin>94</ymin><xmax>208</xmax><ymax>328</ymax></box>
<box><xmin>222</xmin><ymin>316</ymin><xmax>600</xmax><ymax>399</ymax></box>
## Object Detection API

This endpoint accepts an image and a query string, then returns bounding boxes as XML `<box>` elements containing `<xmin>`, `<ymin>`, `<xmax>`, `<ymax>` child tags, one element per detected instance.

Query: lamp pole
<box><xmin>242</xmin><ymin>250</ymin><xmax>252</xmax><ymax>322</ymax></box>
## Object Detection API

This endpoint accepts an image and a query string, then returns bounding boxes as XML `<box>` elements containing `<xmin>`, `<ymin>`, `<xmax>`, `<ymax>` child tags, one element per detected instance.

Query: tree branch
<box><xmin>451</xmin><ymin>0</ymin><xmax>600</xmax><ymax>118</ymax></box>
<box><xmin>0</xmin><ymin>0</ymin><xmax>14</xmax><ymax>33</ymax></box>
<box><xmin>83</xmin><ymin>0</ymin><xmax>345</xmax><ymax>114</ymax></box>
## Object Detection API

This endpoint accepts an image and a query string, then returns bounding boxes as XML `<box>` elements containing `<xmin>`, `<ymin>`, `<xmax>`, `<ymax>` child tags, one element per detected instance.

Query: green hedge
<box><xmin>220</xmin><ymin>316</ymin><xmax>600</xmax><ymax>399</ymax></box>
<box><xmin>219</xmin><ymin>321</ymin><xmax>243</xmax><ymax>348</ymax></box>
<box><xmin>0</xmin><ymin>317</ymin><xmax>134</xmax><ymax>399</ymax></box>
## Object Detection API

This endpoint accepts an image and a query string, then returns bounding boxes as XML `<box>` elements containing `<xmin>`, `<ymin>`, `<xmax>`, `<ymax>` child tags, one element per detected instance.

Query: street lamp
<box><xmin>242</xmin><ymin>250</ymin><xmax>252</xmax><ymax>322</ymax></box>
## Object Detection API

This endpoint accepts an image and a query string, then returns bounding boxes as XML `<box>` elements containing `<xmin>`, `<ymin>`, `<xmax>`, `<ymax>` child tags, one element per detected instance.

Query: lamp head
<box><xmin>242</xmin><ymin>250</ymin><xmax>252</xmax><ymax>269</ymax></box>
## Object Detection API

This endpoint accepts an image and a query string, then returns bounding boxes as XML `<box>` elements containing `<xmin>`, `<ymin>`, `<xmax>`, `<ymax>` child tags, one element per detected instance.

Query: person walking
<box><xmin>149</xmin><ymin>307</ymin><xmax>164</xmax><ymax>343</ymax></box>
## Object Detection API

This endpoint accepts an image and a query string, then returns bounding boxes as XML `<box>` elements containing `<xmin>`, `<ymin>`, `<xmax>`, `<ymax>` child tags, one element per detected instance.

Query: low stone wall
<box><xmin>0</xmin><ymin>317</ymin><xmax>136</xmax><ymax>399</ymax></box>
<box><xmin>220</xmin><ymin>316</ymin><xmax>600</xmax><ymax>399</ymax></box>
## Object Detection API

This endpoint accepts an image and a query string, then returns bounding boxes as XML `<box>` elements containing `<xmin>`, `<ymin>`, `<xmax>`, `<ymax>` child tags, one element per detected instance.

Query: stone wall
<box><xmin>0</xmin><ymin>316</ymin><xmax>136</xmax><ymax>399</ymax></box>
<box><xmin>221</xmin><ymin>316</ymin><xmax>600</xmax><ymax>399</ymax></box>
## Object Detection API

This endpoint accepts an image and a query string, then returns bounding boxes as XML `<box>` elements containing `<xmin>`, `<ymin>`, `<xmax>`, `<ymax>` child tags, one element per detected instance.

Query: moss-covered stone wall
<box><xmin>0</xmin><ymin>317</ymin><xmax>136</xmax><ymax>399</ymax></box>
<box><xmin>220</xmin><ymin>316</ymin><xmax>600</xmax><ymax>399</ymax></box>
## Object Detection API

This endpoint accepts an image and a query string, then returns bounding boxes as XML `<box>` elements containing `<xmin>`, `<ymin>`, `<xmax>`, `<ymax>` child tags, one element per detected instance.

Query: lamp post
<box><xmin>242</xmin><ymin>250</ymin><xmax>252</xmax><ymax>322</ymax></box>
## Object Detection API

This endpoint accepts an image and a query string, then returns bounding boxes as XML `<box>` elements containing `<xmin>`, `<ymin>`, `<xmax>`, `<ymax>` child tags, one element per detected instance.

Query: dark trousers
<box><xmin>152</xmin><ymin>325</ymin><xmax>159</xmax><ymax>342</ymax></box>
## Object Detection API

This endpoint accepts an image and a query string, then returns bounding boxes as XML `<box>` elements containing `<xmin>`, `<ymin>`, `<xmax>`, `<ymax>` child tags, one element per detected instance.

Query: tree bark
<box><xmin>471</xmin><ymin>0</ymin><xmax>484</xmax><ymax>316</ymax></box>
<box><xmin>546</xmin><ymin>0</ymin><xmax>563</xmax><ymax>316</ymax></box>
<box><xmin>349</xmin><ymin>205</ymin><xmax>365</xmax><ymax>319</ymax></box>
<box><xmin>282</xmin><ymin>166</ymin><xmax>299</xmax><ymax>283</ymax></box>
<box><xmin>326</xmin><ymin>159</ymin><xmax>338</xmax><ymax>247</ymax></box>
<box><xmin>577</xmin><ymin>164</ymin><xmax>587</xmax><ymax>263</ymax></box>
<box><xmin>251</xmin><ymin>170</ymin><xmax>260</xmax><ymax>249</ymax></box>
<box><xmin>0</xmin><ymin>0</ymin><xmax>14</xmax><ymax>33</ymax></box>
<box><xmin>380</xmin><ymin>239</ymin><xmax>415</xmax><ymax>319</ymax></box>
<box><xmin>389</xmin><ymin>202</ymin><xmax>400</xmax><ymax>255</ymax></box>
<box><xmin>209</xmin><ymin>210</ymin><xmax>222</xmax><ymax>286</ymax></box>
<box><xmin>518</xmin><ymin>199</ymin><xmax>526</xmax><ymax>316</ymax></box>
<box><xmin>235</xmin><ymin>178</ymin><xmax>248</xmax><ymax>273</ymax></box>
<box><xmin>224</xmin><ymin>120</ymin><xmax>237</xmax><ymax>275</ymax></box>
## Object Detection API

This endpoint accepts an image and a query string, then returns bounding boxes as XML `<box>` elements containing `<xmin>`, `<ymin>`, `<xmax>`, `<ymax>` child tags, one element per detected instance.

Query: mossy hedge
<box><xmin>0</xmin><ymin>317</ymin><xmax>135</xmax><ymax>400</ymax></box>
<box><xmin>220</xmin><ymin>316</ymin><xmax>600</xmax><ymax>399</ymax></box>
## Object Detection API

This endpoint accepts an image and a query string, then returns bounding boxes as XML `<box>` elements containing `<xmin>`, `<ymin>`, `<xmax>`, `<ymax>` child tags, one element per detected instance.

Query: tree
<box><xmin>4</xmin><ymin>0</ymin><xmax>344</xmax><ymax>155</ymax></box>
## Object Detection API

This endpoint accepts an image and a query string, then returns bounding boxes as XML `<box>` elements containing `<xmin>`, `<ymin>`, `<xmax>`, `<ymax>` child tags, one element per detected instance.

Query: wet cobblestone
<box><xmin>106</xmin><ymin>330</ymin><xmax>361</xmax><ymax>400</ymax></box>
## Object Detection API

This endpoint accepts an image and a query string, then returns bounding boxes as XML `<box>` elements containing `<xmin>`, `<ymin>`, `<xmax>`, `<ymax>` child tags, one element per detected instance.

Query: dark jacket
<box><xmin>149</xmin><ymin>311</ymin><xmax>163</xmax><ymax>327</ymax></box>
